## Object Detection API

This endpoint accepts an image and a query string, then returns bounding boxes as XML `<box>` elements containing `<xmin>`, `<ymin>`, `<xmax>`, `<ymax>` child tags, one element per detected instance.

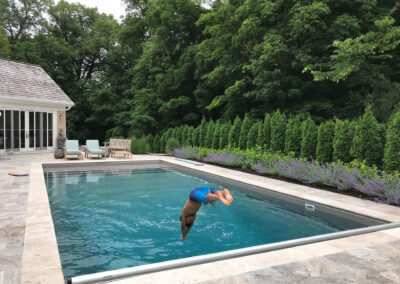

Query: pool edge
<box><xmin>22</xmin><ymin>156</ymin><xmax>400</xmax><ymax>284</ymax></box>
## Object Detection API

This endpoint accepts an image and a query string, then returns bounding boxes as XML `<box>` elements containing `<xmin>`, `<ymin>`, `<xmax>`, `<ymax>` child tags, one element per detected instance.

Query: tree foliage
<box><xmin>333</xmin><ymin>119</ymin><xmax>354</xmax><ymax>163</ymax></box>
<box><xmin>351</xmin><ymin>107</ymin><xmax>384</xmax><ymax>167</ymax></box>
<box><xmin>384</xmin><ymin>111</ymin><xmax>400</xmax><ymax>172</ymax></box>
<box><xmin>316</xmin><ymin>120</ymin><xmax>335</xmax><ymax>163</ymax></box>
<box><xmin>301</xmin><ymin>117</ymin><xmax>318</xmax><ymax>159</ymax></box>
<box><xmin>270</xmin><ymin>110</ymin><xmax>286</xmax><ymax>153</ymax></box>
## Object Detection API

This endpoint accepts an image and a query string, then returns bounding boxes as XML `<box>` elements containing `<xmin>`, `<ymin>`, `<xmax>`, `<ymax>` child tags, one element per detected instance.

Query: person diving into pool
<box><xmin>180</xmin><ymin>186</ymin><xmax>233</xmax><ymax>240</ymax></box>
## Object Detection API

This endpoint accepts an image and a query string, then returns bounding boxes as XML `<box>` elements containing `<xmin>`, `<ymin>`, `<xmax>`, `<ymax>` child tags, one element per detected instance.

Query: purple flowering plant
<box><xmin>172</xmin><ymin>146</ymin><xmax>400</xmax><ymax>205</ymax></box>
<box><xmin>56</xmin><ymin>135</ymin><xmax>66</xmax><ymax>149</ymax></box>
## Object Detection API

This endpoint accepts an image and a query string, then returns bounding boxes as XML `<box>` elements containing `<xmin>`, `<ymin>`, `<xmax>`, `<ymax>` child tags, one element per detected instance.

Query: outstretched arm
<box><xmin>181</xmin><ymin>215</ymin><xmax>187</xmax><ymax>240</ymax></box>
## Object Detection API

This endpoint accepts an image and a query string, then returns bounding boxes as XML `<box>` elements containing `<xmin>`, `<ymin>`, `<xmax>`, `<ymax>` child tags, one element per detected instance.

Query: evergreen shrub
<box><xmin>247</xmin><ymin>122</ymin><xmax>260</xmax><ymax>149</ymax></box>
<box><xmin>333</xmin><ymin>119</ymin><xmax>354</xmax><ymax>163</ymax></box>
<box><xmin>228</xmin><ymin>117</ymin><xmax>242</xmax><ymax>148</ymax></box>
<box><xmin>301</xmin><ymin>117</ymin><xmax>318</xmax><ymax>159</ymax></box>
<box><xmin>351</xmin><ymin>106</ymin><xmax>383</xmax><ymax>167</ymax></box>
<box><xmin>316</xmin><ymin>120</ymin><xmax>335</xmax><ymax>163</ymax></box>
<box><xmin>239</xmin><ymin>115</ymin><xmax>252</xmax><ymax>149</ymax></box>
<box><xmin>384</xmin><ymin>111</ymin><xmax>400</xmax><ymax>172</ymax></box>
<box><xmin>270</xmin><ymin>110</ymin><xmax>286</xmax><ymax>152</ymax></box>
<box><xmin>212</xmin><ymin>121</ymin><xmax>221</xmax><ymax>149</ymax></box>
<box><xmin>165</xmin><ymin>137</ymin><xmax>181</xmax><ymax>153</ymax></box>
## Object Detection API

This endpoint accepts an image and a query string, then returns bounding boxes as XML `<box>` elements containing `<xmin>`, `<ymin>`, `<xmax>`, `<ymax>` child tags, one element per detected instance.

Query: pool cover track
<box><xmin>21</xmin><ymin>157</ymin><xmax>400</xmax><ymax>284</ymax></box>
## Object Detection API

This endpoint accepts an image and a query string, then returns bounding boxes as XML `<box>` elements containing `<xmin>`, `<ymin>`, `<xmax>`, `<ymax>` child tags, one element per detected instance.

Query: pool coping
<box><xmin>21</xmin><ymin>156</ymin><xmax>400</xmax><ymax>283</ymax></box>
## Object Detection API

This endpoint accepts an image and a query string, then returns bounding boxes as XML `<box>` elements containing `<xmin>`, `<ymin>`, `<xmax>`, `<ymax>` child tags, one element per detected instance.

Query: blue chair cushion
<box><xmin>89</xmin><ymin>149</ymin><xmax>105</xmax><ymax>154</ymax></box>
<box><xmin>66</xmin><ymin>150</ymin><xmax>81</xmax><ymax>155</ymax></box>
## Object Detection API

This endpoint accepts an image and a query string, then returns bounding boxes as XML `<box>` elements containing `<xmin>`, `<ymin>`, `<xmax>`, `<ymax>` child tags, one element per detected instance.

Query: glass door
<box><xmin>29</xmin><ymin>111</ymin><xmax>35</xmax><ymax>149</ymax></box>
<box><xmin>5</xmin><ymin>110</ymin><xmax>11</xmax><ymax>150</ymax></box>
<box><xmin>35</xmin><ymin>112</ymin><xmax>41</xmax><ymax>149</ymax></box>
<box><xmin>13</xmin><ymin>110</ymin><xmax>20</xmax><ymax>151</ymax></box>
<box><xmin>21</xmin><ymin>111</ymin><xmax>26</xmax><ymax>149</ymax></box>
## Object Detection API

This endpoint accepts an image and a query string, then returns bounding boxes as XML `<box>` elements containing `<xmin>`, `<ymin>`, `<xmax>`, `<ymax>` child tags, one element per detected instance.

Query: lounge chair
<box><xmin>64</xmin><ymin>140</ymin><xmax>83</xmax><ymax>160</ymax></box>
<box><xmin>86</xmin><ymin>140</ymin><xmax>106</xmax><ymax>159</ymax></box>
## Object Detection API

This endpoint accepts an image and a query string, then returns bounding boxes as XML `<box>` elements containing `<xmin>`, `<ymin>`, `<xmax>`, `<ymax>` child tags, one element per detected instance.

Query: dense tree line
<box><xmin>1</xmin><ymin>0</ymin><xmax>400</xmax><ymax>143</ymax></box>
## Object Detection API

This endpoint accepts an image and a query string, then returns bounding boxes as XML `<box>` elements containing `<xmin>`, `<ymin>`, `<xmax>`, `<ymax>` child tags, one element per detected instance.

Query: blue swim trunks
<box><xmin>189</xmin><ymin>186</ymin><xmax>216</xmax><ymax>203</ymax></box>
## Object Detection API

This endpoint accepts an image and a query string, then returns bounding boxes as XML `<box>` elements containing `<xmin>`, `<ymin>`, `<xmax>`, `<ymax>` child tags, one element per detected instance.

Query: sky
<box><xmin>57</xmin><ymin>0</ymin><xmax>127</xmax><ymax>20</ymax></box>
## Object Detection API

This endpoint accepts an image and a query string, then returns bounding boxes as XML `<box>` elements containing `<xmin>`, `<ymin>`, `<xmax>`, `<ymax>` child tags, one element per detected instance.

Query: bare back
<box><xmin>181</xmin><ymin>199</ymin><xmax>202</xmax><ymax>217</ymax></box>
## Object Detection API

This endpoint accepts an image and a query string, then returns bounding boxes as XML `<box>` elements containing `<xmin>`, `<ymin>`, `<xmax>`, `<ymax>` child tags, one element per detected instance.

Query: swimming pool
<box><xmin>43</xmin><ymin>161</ymin><xmax>386</xmax><ymax>282</ymax></box>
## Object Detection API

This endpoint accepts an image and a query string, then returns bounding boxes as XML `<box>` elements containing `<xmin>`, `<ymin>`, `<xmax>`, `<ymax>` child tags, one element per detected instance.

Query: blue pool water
<box><xmin>44</xmin><ymin>168</ymin><xmax>360</xmax><ymax>278</ymax></box>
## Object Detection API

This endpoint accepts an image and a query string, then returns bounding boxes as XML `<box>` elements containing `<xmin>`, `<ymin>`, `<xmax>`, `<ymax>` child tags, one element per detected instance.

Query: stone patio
<box><xmin>1</xmin><ymin>152</ymin><xmax>400</xmax><ymax>284</ymax></box>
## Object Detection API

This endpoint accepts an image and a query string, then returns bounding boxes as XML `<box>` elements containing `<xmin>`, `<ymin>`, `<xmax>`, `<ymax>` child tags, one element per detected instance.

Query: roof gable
<box><xmin>0</xmin><ymin>59</ymin><xmax>74</xmax><ymax>106</ymax></box>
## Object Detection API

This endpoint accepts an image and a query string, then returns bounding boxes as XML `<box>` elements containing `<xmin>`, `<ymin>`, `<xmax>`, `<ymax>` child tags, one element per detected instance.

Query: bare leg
<box><xmin>224</xmin><ymin>189</ymin><xmax>233</xmax><ymax>203</ymax></box>
<box><xmin>206</xmin><ymin>191</ymin><xmax>231</xmax><ymax>205</ymax></box>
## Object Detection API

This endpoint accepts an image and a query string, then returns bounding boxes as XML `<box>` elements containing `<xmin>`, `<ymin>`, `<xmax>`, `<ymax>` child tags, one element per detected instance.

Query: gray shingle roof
<box><xmin>0</xmin><ymin>59</ymin><xmax>74</xmax><ymax>106</ymax></box>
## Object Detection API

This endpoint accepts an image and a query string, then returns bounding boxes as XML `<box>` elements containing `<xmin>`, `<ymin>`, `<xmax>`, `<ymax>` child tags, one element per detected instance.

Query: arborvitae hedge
<box><xmin>284</xmin><ymin>117</ymin><xmax>294</xmax><ymax>154</ymax></box>
<box><xmin>239</xmin><ymin>115</ymin><xmax>252</xmax><ymax>150</ymax></box>
<box><xmin>384</xmin><ymin>111</ymin><xmax>400</xmax><ymax>172</ymax></box>
<box><xmin>181</xmin><ymin>125</ymin><xmax>189</xmax><ymax>146</ymax></box>
<box><xmin>199</xmin><ymin>117</ymin><xmax>207</xmax><ymax>147</ymax></box>
<box><xmin>146</xmin><ymin>134</ymin><xmax>154</xmax><ymax>152</ymax></box>
<box><xmin>284</xmin><ymin>115</ymin><xmax>302</xmax><ymax>156</ymax></box>
<box><xmin>256</xmin><ymin>121</ymin><xmax>263</xmax><ymax>147</ymax></box>
<box><xmin>220</xmin><ymin>122</ymin><xmax>230</xmax><ymax>149</ymax></box>
<box><xmin>160</xmin><ymin>132</ymin><xmax>167</xmax><ymax>153</ymax></box>
<box><xmin>212</xmin><ymin>121</ymin><xmax>221</xmax><ymax>149</ymax></box>
<box><xmin>153</xmin><ymin>135</ymin><xmax>161</xmax><ymax>153</ymax></box>
<box><xmin>228</xmin><ymin>117</ymin><xmax>242</xmax><ymax>148</ymax></box>
<box><xmin>187</xmin><ymin>126</ymin><xmax>194</xmax><ymax>146</ymax></box>
<box><xmin>270</xmin><ymin>110</ymin><xmax>286</xmax><ymax>153</ymax></box>
<box><xmin>247</xmin><ymin>122</ymin><xmax>260</xmax><ymax>149</ymax></box>
<box><xmin>192</xmin><ymin>126</ymin><xmax>200</xmax><ymax>146</ymax></box>
<box><xmin>351</xmin><ymin>106</ymin><xmax>383</xmax><ymax>167</ymax></box>
<box><xmin>301</xmin><ymin>117</ymin><xmax>318</xmax><ymax>159</ymax></box>
<box><xmin>205</xmin><ymin>121</ymin><xmax>215</xmax><ymax>148</ymax></box>
<box><xmin>333</xmin><ymin>119</ymin><xmax>354</xmax><ymax>163</ymax></box>
<box><xmin>316</xmin><ymin>120</ymin><xmax>335</xmax><ymax>163</ymax></box>
<box><xmin>261</xmin><ymin>113</ymin><xmax>271</xmax><ymax>150</ymax></box>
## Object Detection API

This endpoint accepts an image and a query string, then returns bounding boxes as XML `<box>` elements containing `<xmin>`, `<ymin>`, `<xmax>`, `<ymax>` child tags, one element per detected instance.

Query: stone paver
<box><xmin>1</xmin><ymin>152</ymin><xmax>400</xmax><ymax>284</ymax></box>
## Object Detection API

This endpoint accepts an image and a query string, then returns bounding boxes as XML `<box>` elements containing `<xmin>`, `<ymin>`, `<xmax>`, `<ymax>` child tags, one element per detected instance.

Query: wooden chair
<box><xmin>105</xmin><ymin>138</ymin><xmax>132</xmax><ymax>158</ymax></box>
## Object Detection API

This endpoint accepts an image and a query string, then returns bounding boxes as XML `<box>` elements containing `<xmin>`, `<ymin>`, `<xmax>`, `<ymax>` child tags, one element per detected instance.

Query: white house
<box><xmin>0</xmin><ymin>59</ymin><xmax>74</xmax><ymax>152</ymax></box>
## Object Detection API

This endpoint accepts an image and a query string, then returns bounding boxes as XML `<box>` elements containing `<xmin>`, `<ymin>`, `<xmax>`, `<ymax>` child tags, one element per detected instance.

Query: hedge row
<box><xmin>133</xmin><ymin>107</ymin><xmax>400</xmax><ymax>173</ymax></box>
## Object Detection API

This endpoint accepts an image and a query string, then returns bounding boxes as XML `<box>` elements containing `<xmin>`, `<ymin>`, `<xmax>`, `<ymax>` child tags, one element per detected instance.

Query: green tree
<box><xmin>270</xmin><ymin>110</ymin><xmax>286</xmax><ymax>152</ymax></box>
<box><xmin>351</xmin><ymin>106</ymin><xmax>384</xmax><ymax>167</ymax></box>
<box><xmin>219</xmin><ymin>122</ymin><xmax>231</xmax><ymax>149</ymax></box>
<box><xmin>192</xmin><ymin>126</ymin><xmax>200</xmax><ymax>147</ymax></box>
<box><xmin>228</xmin><ymin>117</ymin><xmax>241</xmax><ymax>148</ymax></box>
<box><xmin>260</xmin><ymin>113</ymin><xmax>271</xmax><ymax>150</ymax></box>
<box><xmin>160</xmin><ymin>132</ymin><xmax>167</xmax><ymax>153</ymax></box>
<box><xmin>198</xmin><ymin>117</ymin><xmax>207</xmax><ymax>147</ymax></box>
<box><xmin>284</xmin><ymin>115</ymin><xmax>302</xmax><ymax>156</ymax></box>
<box><xmin>384</xmin><ymin>111</ymin><xmax>400</xmax><ymax>172</ymax></box>
<box><xmin>0</xmin><ymin>27</ymin><xmax>10</xmax><ymax>57</ymax></box>
<box><xmin>301</xmin><ymin>117</ymin><xmax>318</xmax><ymax>159</ymax></box>
<box><xmin>205</xmin><ymin>120</ymin><xmax>215</xmax><ymax>148</ymax></box>
<box><xmin>247</xmin><ymin>121</ymin><xmax>260</xmax><ymax>149</ymax></box>
<box><xmin>316</xmin><ymin>120</ymin><xmax>335</xmax><ymax>163</ymax></box>
<box><xmin>239</xmin><ymin>115</ymin><xmax>252</xmax><ymax>150</ymax></box>
<box><xmin>0</xmin><ymin>0</ymin><xmax>51</xmax><ymax>42</ymax></box>
<box><xmin>187</xmin><ymin>126</ymin><xmax>194</xmax><ymax>146</ymax></box>
<box><xmin>153</xmin><ymin>134</ymin><xmax>161</xmax><ymax>153</ymax></box>
<box><xmin>212</xmin><ymin>121</ymin><xmax>221</xmax><ymax>149</ymax></box>
<box><xmin>333</xmin><ymin>119</ymin><xmax>354</xmax><ymax>163</ymax></box>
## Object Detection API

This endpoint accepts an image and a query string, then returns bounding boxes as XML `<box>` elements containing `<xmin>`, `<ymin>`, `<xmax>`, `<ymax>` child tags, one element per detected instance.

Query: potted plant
<box><xmin>54</xmin><ymin>131</ymin><xmax>66</xmax><ymax>159</ymax></box>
